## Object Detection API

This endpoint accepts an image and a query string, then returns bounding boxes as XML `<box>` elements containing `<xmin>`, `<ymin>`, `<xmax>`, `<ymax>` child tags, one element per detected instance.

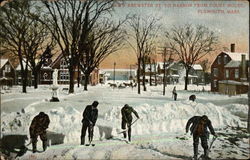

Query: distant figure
<box><xmin>121</xmin><ymin>104</ymin><xmax>139</xmax><ymax>142</ymax></box>
<box><xmin>186</xmin><ymin>115</ymin><xmax>216</xmax><ymax>160</ymax></box>
<box><xmin>172</xmin><ymin>86</ymin><xmax>177</xmax><ymax>101</ymax></box>
<box><xmin>189</xmin><ymin>95</ymin><xmax>196</xmax><ymax>102</ymax></box>
<box><xmin>81</xmin><ymin>101</ymin><xmax>99</xmax><ymax>145</ymax></box>
<box><xmin>202</xmin><ymin>87</ymin><xmax>205</xmax><ymax>92</ymax></box>
<box><xmin>29</xmin><ymin>112</ymin><xmax>50</xmax><ymax>153</ymax></box>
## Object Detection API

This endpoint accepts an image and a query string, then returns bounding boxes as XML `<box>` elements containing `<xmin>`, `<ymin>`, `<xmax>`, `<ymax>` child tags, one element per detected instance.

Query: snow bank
<box><xmin>103</xmin><ymin>100</ymin><xmax>244</xmax><ymax>136</ymax></box>
<box><xmin>1</xmin><ymin>100</ymin><xmax>244</xmax><ymax>145</ymax></box>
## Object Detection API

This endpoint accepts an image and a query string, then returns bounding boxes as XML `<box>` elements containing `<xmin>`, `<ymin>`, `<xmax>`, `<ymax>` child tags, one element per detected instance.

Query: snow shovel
<box><xmin>118</xmin><ymin>118</ymin><xmax>139</xmax><ymax>134</ymax></box>
<box><xmin>198</xmin><ymin>136</ymin><xmax>217</xmax><ymax>160</ymax></box>
<box><xmin>85</xmin><ymin>124</ymin><xmax>95</xmax><ymax>146</ymax></box>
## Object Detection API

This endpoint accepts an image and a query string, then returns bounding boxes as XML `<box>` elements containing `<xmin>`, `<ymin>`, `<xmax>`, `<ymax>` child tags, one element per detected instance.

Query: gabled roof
<box><xmin>50</xmin><ymin>53</ymin><xmax>63</xmax><ymax>68</ymax></box>
<box><xmin>223</xmin><ymin>51</ymin><xmax>249</xmax><ymax>61</ymax></box>
<box><xmin>0</xmin><ymin>59</ymin><xmax>8</xmax><ymax>68</ymax></box>
<box><xmin>225</xmin><ymin>60</ymin><xmax>241</xmax><ymax>68</ymax></box>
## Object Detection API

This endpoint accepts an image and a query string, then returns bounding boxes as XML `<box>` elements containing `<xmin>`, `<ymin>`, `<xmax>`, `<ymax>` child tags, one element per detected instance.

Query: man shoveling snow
<box><xmin>121</xmin><ymin>104</ymin><xmax>140</xmax><ymax>142</ymax></box>
<box><xmin>186</xmin><ymin>115</ymin><xmax>217</xmax><ymax>160</ymax></box>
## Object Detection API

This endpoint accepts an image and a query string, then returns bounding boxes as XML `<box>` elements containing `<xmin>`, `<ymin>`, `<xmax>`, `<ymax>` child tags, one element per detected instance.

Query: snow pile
<box><xmin>103</xmin><ymin>100</ymin><xmax>243</xmax><ymax>136</ymax></box>
<box><xmin>1</xmin><ymin>99</ymin><xmax>244</xmax><ymax>145</ymax></box>
<box><xmin>1</xmin><ymin>106</ymin><xmax>83</xmax><ymax>144</ymax></box>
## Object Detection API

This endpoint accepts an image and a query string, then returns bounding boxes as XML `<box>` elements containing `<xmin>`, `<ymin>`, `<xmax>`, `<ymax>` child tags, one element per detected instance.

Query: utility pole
<box><xmin>163</xmin><ymin>47</ymin><xmax>167</xmax><ymax>96</ymax></box>
<box><xmin>113</xmin><ymin>62</ymin><xmax>116</xmax><ymax>84</ymax></box>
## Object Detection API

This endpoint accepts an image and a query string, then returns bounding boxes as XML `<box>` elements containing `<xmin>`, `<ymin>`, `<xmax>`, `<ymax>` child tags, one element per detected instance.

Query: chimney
<box><xmin>241</xmin><ymin>54</ymin><xmax>246</xmax><ymax>79</ymax></box>
<box><xmin>230</xmin><ymin>43</ymin><xmax>235</xmax><ymax>52</ymax></box>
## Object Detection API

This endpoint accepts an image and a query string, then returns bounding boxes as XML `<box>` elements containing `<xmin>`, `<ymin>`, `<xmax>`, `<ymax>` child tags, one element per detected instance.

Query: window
<box><xmin>60</xmin><ymin>71</ymin><xmax>69</xmax><ymax>80</ymax></box>
<box><xmin>224</xmin><ymin>55</ymin><xmax>227</xmax><ymax>64</ymax></box>
<box><xmin>43</xmin><ymin>73</ymin><xmax>48</xmax><ymax>80</ymax></box>
<box><xmin>213</xmin><ymin>68</ymin><xmax>218</xmax><ymax>77</ymax></box>
<box><xmin>5</xmin><ymin>65</ymin><xmax>10</xmax><ymax>72</ymax></box>
<box><xmin>214</xmin><ymin>80</ymin><xmax>217</xmax><ymax>88</ymax></box>
<box><xmin>217</xmin><ymin>56</ymin><xmax>221</xmax><ymax>64</ymax></box>
<box><xmin>225</xmin><ymin>69</ymin><xmax>229</xmax><ymax>78</ymax></box>
<box><xmin>60</xmin><ymin>59</ymin><xmax>68</xmax><ymax>69</ymax></box>
<box><xmin>235</xmin><ymin>69</ymin><xmax>239</xmax><ymax>79</ymax></box>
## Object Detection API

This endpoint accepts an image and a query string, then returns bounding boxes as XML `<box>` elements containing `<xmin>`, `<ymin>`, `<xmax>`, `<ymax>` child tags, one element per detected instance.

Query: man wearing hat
<box><xmin>186</xmin><ymin>115</ymin><xmax>216</xmax><ymax>160</ymax></box>
<box><xmin>81</xmin><ymin>101</ymin><xmax>99</xmax><ymax>145</ymax></box>
<box><xmin>121</xmin><ymin>104</ymin><xmax>139</xmax><ymax>142</ymax></box>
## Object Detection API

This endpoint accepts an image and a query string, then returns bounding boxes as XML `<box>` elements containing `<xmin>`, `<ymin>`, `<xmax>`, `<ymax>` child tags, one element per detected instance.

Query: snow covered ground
<box><xmin>0</xmin><ymin>83</ymin><xmax>249</xmax><ymax>159</ymax></box>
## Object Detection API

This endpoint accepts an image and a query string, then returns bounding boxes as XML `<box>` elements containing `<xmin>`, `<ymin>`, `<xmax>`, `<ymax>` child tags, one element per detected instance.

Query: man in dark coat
<box><xmin>81</xmin><ymin>101</ymin><xmax>99</xmax><ymax>145</ymax></box>
<box><xmin>121</xmin><ymin>104</ymin><xmax>139</xmax><ymax>142</ymax></box>
<box><xmin>172</xmin><ymin>86</ymin><xmax>177</xmax><ymax>101</ymax></box>
<box><xmin>186</xmin><ymin>115</ymin><xmax>216</xmax><ymax>160</ymax></box>
<box><xmin>29</xmin><ymin>112</ymin><xmax>50</xmax><ymax>153</ymax></box>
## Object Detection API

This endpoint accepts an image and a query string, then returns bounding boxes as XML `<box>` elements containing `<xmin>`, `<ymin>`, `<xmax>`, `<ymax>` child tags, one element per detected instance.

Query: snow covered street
<box><xmin>1</xmin><ymin>84</ymin><xmax>249</xmax><ymax>159</ymax></box>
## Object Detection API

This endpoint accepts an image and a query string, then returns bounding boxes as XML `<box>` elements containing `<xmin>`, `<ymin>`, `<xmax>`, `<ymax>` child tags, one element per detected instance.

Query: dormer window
<box><xmin>5</xmin><ymin>64</ymin><xmax>10</xmax><ymax>72</ymax></box>
<box><xmin>224</xmin><ymin>55</ymin><xmax>227</xmax><ymax>64</ymax></box>
<box><xmin>60</xmin><ymin>59</ymin><xmax>68</xmax><ymax>69</ymax></box>
<box><xmin>217</xmin><ymin>56</ymin><xmax>221</xmax><ymax>64</ymax></box>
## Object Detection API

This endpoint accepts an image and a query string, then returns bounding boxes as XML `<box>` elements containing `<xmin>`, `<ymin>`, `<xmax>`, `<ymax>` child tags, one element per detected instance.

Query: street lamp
<box><xmin>113</xmin><ymin>62</ymin><xmax>116</xmax><ymax>83</ymax></box>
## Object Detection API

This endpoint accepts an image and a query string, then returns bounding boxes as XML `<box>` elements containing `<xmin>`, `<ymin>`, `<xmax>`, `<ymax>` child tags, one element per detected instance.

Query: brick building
<box><xmin>211</xmin><ymin>44</ymin><xmax>249</xmax><ymax>95</ymax></box>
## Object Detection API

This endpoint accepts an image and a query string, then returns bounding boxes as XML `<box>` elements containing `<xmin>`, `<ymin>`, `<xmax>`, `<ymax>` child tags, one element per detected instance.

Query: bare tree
<box><xmin>127</xmin><ymin>15</ymin><xmax>160</xmax><ymax>94</ymax></box>
<box><xmin>0</xmin><ymin>0</ymin><xmax>34</xmax><ymax>93</ymax></box>
<box><xmin>200</xmin><ymin>59</ymin><xmax>209</xmax><ymax>72</ymax></box>
<box><xmin>141</xmin><ymin>42</ymin><xmax>156</xmax><ymax>91</ymax></box>
<box><xmin>23</xmin><ymin>12</ymin><xmax>55</xmax><ymax>89</ymax></box>
<box><xmin>165</xmin><ymin>24</ymin><xmax>218</xmax><ymax>90</ymax></box>
<box><xmin>79</xmin><ymin>18</ymin><xmax>126</xmax><ymax>91</ymax></box>
<box><xmin>41</xmin><ymin>0</ymin><xmax>115</xmax><ymax>93</ymax></box>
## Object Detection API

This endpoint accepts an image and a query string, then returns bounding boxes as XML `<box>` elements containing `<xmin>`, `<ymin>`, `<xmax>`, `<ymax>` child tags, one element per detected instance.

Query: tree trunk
<box><xmin>22</xmin><ymin>68</ymin><xmax>28</xmax><ymax>93</ymax></box>
<box><xmin>184</xmin><ymin>68</ymin><xmax>189</xmax><ymax>90</ymax></box>
<box><xmin>77</xmin><ymin>61</ymin><xmax>80</xmax><ymax>88</ymax></box>
<box><xmin>150</xmin><ymin>61</ymin><xmax>152</xmax><ymax>86</ymax></box>
<box><xmin>137</xmin><ymin>58</ymin><xmax>141</xmax><ymax>94</ymax></box>
<box><xmin>163</xmin><ymin>62</ymin><xmax>166</xmax><ymax>96</ymax></box>
<box><xmin>69</xmin><ymin>67</ymin><xmax>74</xmax><ymax>94</ymax></box>
<box><xmin>84</xmin><ymin>73</ymin><xmax>90</xmax><ymax>91</ymax></box>
<box><xmin>33</xmin><ymin>69</ymin><xmax>39</xmax><ymax>89</ymax></box>
<box><xmin>142</xmin><ymin>58</ymin><xmax>146</xmax><ymax>91</ymax></box>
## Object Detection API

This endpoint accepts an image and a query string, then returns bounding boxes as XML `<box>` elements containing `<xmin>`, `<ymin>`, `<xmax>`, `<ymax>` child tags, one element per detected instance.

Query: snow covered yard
<box><xmin>0</xmin><ymin>84</ymin><xmax>249</xmax><ymax>159</ymax></box>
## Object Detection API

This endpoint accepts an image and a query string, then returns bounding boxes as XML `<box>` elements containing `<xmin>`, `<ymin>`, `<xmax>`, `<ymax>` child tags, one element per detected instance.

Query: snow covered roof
<box><xmin>157</xmin><ymin>62</ymin><xmax>175</xmax><ymax>69</ymax></box>
<box><xmin>0</xmin><ymin>59</ymin><xmax>8</xmax><ymax>68</ymax></box>
<box><xmin>16</xmin><ymin>60</ymin><xmax>31</xmax><ymax>71</ymax></box>
<box><xmin>192</xmin><ymin>64</ymin><xmax>203</xmax><ymax>70</ymax></box>
<box><xmin>101</xmin><ymin>69</ymin><xmax>136</xmax><ymax>72</ymax></box>
<box><xmin>145</xmin><ymin>64</ymin><xmax>157</xmax><ymax>72</ymax></box>
<box><xmin>223</xmin><ymin>52</ymin><xmax>249</xmax><ymax>61</ymax></box>
<box><xmin>167</xmin><ymin>74</ymin><xmax>179</xmax><ymax>77</ymax></box>
<box><xmin>225</xmin><ymin>60</ymin><xmax>241</xmax><ymax>68</ymax></box>
<box><xmin>219</xmin><ymin>80</ymin><xmax>249</xmax><ymax>86</ymax></box>
<box><xmin>42</xmin><ymin>66</ymin><xmax>53</xmax><ymax>70</ymax></box>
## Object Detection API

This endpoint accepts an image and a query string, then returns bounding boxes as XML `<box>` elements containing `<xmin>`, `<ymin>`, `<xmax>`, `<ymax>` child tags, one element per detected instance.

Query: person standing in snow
<box><xmin>121</xmin><ymin>104</ymin><xmax>139</xmax><ymax>142</ymax></box>
<box><xmin>186</xmin><ymin>115</ymin><xmax>217</xmax><ymax>160</ymax></box>
<box><xmin>29</xmin><ymin>112</ymin><xmax>50</xmax><ymax>153</ymax></box>
<box><xmin>172</xmin><ymin>86</ymin><xmax>177</xmax><ymax>101</ymax></box>
<box><xmin>81</xmin><ymin>101</ymin><xmax>99</xmax><ymax>145</ymax></box>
